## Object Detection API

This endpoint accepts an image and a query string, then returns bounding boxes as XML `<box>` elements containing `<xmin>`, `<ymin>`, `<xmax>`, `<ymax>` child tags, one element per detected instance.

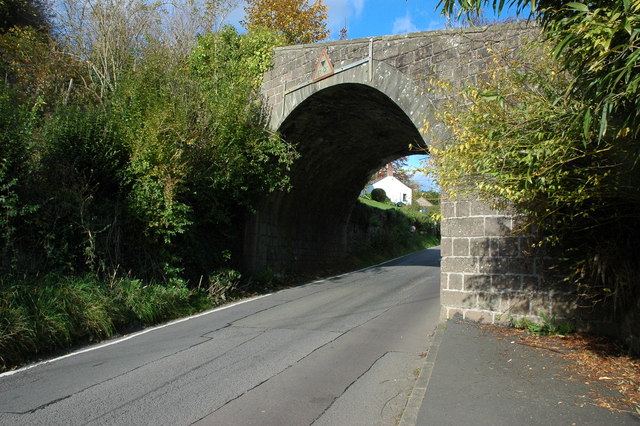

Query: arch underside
<box><xmin>245</xmin><ymin>82</ymin><xmax>427</xmax><ymax>274</ymax></box>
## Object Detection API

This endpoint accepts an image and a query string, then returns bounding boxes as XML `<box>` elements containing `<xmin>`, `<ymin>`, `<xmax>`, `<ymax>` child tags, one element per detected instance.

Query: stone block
<box><xmin>448</xmin><ymin>273</ymin><xmax>464</xmax><ymax>290</ymax></box>
<box><xmin>431</xmin><ymin>39</ymin><xmax>449</xmax><ymax>56</ymax></box>
<box><xmin>455</xmin><ymin>40</ymin><xmax>473</xmax><ymax>56</ymax></box>
<box><xmin>468</xmin><ymin>200</ymin><xmax>499</xmax><ymax>216</ymax></box>
<box><xmin>466</xmin><ymin>60</ymin><xmax>486</xmax><ymax>77</ymax></box>
<box><xmin>496</xmin><ymin>236</ymin><xmax>521</xmax><ymax>257</ymax></box>
<box><xmin>464</xmin><ymin>274</ymin><xmax>491</xmax><ymax>292</ymax></box>
<box><xmin>477</xmin><ymin>292</ymin><xmax>500</xmax><ymax>311</ymax></box>
<box><xmin>520</xmin><ymin>275</ymin><xmax>539</xmax><ymax>291</ymax></box>
<box><xmin>442</xmin><ymin>256</ymin><xmax>478</xmax><ymax>274</ymax></box>
<box><xmin>500</xmin><ymin>292</ymin><xmax>530</xmax><ymax>316</ymax></box>
<box><xmin>452</xmin><ymin>238</ymin><xmax>470</xmax><ymax>256</ymax></box>
<box><xmin>414</xmin><ymin>44</ymin><xmax>433</xmax><ymax>61</ymax></box>
<box><xmin>530</xmin><ymin>293</ymin><xmax>551</xmax><ymax>316</ymax></box>
<box><xmin>444</xmin><ymin>307</ymin><xmax>464</xmax><ymax>320</ymax></box>
<box><xmin>441</xmin><ymin>217</ymin><xmax>485</xmax><ymax>238</ymax></box>
<box><xmin>441</xmin><ymin>201</ymin><xmax>455</xmax><ymax>218</ymax></box>
<box><xmin>432</xmin><ymin>51</ymin><xmax>446</xmax><ymax>64</ymax></box>
<box><xmin>441</xmin><ymin>289</ymin><xmax>477</xmax><ymax>309</ymax></box>
<box><xmin>470</xmin><ymin>39</ymin><xmax>488</xmax><ymax>51</ymax></box>
<box><xmin>440</xmin><ymin>237</ymin><xmax>453</xmax><ymax>257</ymax></box>
<box><xmin>469</xmin><ymin>237</ymin><xmax>491</xmax><ymax>257</ymax></box>
<box><xmin>550</xmin><ymin>293</ymin><xmax>578</xmax><ymax>319</ymax></box>
<box><xmin>484</xmin><ymin>216</ymin><xmax>513</xmax><ymax>237</ymax></box>
<box><xmin>395</xmin><ymin>53</ymin><xmax>413</xmax><ymax>69</ymax></box>
<box><xmin>377</xmin><ymin>43</ymin><xmax>400</xmax><ymax>61</ymax></box>
<box><xmin>455</xmin><ymin>201</ymin><xmax>471</xmax><ymax>218</ymax></box>
<box><xmin>397</xmin><ymin>65</ymin><xmax>410</xmax><ymax>75</ymax></box>
<box><xmin>491</xmin><ymin>274</ymin><xmax>521</xmax><ymax>292</ymax></box>
<box><xmin>445</xmin><ymin>48</ymin><xmax>459</xmax><ymax>61</ymax></box>
<box><xmin>478</xmin><ymin>257</ymin><xmax>535</xmax><ymax>275</ymax></box>
<box><xmin>464</xmin><ymin>309</ymin><xmax>494</xmax><ymax>323</ymax></box>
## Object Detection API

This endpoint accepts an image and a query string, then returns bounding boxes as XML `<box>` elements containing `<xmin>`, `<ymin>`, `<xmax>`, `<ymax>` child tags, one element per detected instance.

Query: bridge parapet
<box><xmin>262</xmin><ymin>23</ymin><xmax>534</xmax><ymax>132</ymax></box>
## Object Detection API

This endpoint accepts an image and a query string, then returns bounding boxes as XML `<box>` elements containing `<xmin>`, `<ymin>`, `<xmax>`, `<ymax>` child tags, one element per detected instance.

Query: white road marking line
<box><xmin>0</xmin><ymin>293</ymin><xmax>271</xmax><ymax>379</ymax></box>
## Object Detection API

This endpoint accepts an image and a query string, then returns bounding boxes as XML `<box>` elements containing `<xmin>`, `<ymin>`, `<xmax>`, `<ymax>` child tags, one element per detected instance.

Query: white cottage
<box><xmin>366</xmin><ymin>165</ymin><xmax>412</xmax><ymax>205</ymax></box>
<box><xmin>372</xmin><ymin>176</ymin><xmax>412</xmax><ymax>205</ymax></box>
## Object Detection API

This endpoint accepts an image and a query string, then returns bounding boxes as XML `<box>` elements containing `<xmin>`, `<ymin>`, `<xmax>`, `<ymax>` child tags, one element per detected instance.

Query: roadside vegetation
<box><xmin>429</xmin><ymin>1</ymin><xmax>640</xmax><ymax>349</ymax></box>
<box><xmin>343</xmin><ymin>195</ymin><xmax>440</xmax><ymax>270</ymax></box>
<box><xmin>0</xmin><ymin>0</ymin><xmax>335</xmax><ymax>371</ymax></box>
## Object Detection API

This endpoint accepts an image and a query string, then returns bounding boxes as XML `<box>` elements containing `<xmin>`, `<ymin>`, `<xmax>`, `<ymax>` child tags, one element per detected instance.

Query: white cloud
<box><xmin>351</xmin><ymin>0</ymin><xmax>365</xmax><ymax>16</ymax></box>
<box><xmin>324</xmin><ymin>0</ymin><xmax>367</xmax><ymax>39</ymax></box>
<box><xmin>425</xmin><ymin>18</ymin><xmax>445</xmax><ymax>31</ymax></box>
<box><xmin>392</xmin><ymin>13</ymin><xmax>418</xmax><ymax>34</ymax></box>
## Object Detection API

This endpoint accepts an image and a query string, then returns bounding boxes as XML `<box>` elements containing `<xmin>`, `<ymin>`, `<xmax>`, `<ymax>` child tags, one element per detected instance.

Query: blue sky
<box><xmin>322</xmin><ymin>0</ymin><xmax>447</xmax><ymax>39</ymax></box>
<box><xmin>225</xmin><ymin>0</ymin><xmax>452</xmax><ymax>40</ymax></box>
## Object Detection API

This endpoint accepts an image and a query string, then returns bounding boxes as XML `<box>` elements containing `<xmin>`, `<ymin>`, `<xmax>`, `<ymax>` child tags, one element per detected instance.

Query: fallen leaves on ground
<box><xmin>482</xmin><ymin>324</ymin><xmax>640</xmax><ymax>415</ymax></box>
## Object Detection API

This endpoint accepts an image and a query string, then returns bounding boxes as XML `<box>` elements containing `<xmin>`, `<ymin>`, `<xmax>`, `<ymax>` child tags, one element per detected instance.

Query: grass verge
<box><xmin>0</xmin><ymin>274</ymin><xmax>212</xmax><ymax>372</ymax></box>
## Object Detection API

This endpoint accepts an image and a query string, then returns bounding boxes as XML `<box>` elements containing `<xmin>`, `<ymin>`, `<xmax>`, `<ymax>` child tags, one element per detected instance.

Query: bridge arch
<box><xmin>245</xmin><ymin>68</ymin><xmax>428</xmax><ymax>273</ymax></box>
<box><xmin>272</xmin><ymin>60</ymin><xmax>439</xmax><ymax>144</ymax></box>
<box><xmin>246</xmin><ymin>25</ymin><xmax>581</xmax><ymax>332</ymax></box>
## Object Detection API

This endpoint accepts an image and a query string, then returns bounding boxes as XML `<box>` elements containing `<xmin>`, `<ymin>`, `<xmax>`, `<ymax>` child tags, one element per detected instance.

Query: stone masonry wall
<box><xmin>439</xmin><ymin>198</ymin><xmax>577</xmax><ymax>324</ymax></box>
<box><xmin>251</xmin><ymin>22</ymin><xmax>582</xmax><ymax>327</ymax></box>
<box><xmin>262</xmin><ymin>23</ymin><xmax>538</xmax><ymax>130</ymax></box>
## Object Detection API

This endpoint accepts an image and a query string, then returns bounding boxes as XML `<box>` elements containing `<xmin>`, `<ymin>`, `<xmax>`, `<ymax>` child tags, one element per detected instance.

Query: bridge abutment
<box><xmin>440</xmin><ymin>196</ymin><xmax>577</xmax><ymax>325</ymax></box>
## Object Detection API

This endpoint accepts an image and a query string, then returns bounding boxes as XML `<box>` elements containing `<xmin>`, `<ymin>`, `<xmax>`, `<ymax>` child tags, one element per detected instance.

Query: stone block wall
<box><xmin>262</xmin><ymin>23</ymin><xmax>539</xmax><ymax>130</ymax></box>
<box><xmin>439</xmin><ymin>197</ymin><xmax>577</xmax><ymax>324</ymax></box>
<box><xmin>254</xmin><ymin>22</ymin><xmax>583</xmax><ymax>326</ymax></box>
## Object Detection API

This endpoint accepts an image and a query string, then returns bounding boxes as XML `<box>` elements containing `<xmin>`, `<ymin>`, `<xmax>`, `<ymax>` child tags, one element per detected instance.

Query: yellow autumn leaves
<box><xmin>243</xmin><ymin>0</ymin><xmax>329</xmax><ymax>45</ymax></box>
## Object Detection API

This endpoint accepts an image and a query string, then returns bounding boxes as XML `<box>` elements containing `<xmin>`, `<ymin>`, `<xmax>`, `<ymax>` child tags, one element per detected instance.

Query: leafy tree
<box><xmin>109</xmin><ymin>25</ymin><xmax>296</xmax><ymax>280</ymax></box>
<box><xmin>0</xmin><ymin>0</ymin><xmax>50</xmax><ymax>33</ymax></box>
<box><xmin>0</xmin><ymin>85</ymin><xmax>39</xmax><ymax>271</ymax></box>
<box><xmin>370</xmin><ymin>158</ymin><xmax>411</xmax><ymax>185</ymax></box>
<box><xmin>56</xmin><ymin>0</ymin><xmax>164</xmax><ymax>101</ymax></box>
<box><xmin>0</xmin><ymin>14</ymin><xmax>296</xmax><ymax>284</ymax></box>
<box><xmin>432</xmin><ymin>1</ymin><xmax>640</xmax><ymax>312</ymax></box>
<box><xmin>0</xmin><ymin>26</ymin><xmax>79</xmax><ymax>104</ymax></box>
<box><xmin>439</xmin><ymin>0</ymin><xmax>640</xmax><ymax>141</ymax></box>
<box><xmin>161</xmin><ymin>0</ymin><xmax>239</xmax><ymax>58</ymax></box>
<box><xmin>242</xmin><ymin>0</ymin><xmax>329</xmax><ymax>44</ymax></box>
<box><xmin>420</xmin><ymin>190</ymin><xmax>440</xmax><ymax>206</ymax></box>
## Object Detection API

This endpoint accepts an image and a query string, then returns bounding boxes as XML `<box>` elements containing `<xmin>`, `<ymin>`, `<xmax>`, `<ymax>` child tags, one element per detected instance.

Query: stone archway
<box><xmin>244</xmin><ymin>74</ymin><xmax>427</xmax><ymax>273</ymax></box>
<box><xmin>245</xmin><ymin>24</ymin><xmax>576</xmax><ymax>329</ymax></box>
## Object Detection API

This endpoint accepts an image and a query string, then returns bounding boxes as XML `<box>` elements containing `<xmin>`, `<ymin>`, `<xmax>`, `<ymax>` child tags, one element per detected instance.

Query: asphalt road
<box><xmin>0</xmin><ymin>247</ymin><xmax>441</xmax><ymax>426</ymax></box>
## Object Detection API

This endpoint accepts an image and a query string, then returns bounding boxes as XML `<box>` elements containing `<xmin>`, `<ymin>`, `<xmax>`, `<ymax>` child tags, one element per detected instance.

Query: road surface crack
<box><xmin>309</xmin><ymin>351</ymin><xmax>393</xmax><ymax>425</ymax></box>
<box><xmin>85</xmin><ymin>329</ymin><xmax>269</xmax><ymax>424</ymax></box>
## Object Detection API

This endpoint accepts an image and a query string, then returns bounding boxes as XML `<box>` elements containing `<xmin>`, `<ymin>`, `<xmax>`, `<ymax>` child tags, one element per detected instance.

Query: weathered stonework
<box><xmin>438</xmin><ymin>198</ymin><xmax>576</xmax><ymax>324</ymax></box>
<box><xmin>246</xmin><ymin>22</ymin><xmax>580</xmax><ymax>327</ymax></box>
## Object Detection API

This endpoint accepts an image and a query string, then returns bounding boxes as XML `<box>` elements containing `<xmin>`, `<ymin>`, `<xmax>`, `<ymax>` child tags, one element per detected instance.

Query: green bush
<box><xmin>0</xmin><ymin>22</ymin><xmax>298</xmax><ymax>371</ymax></box>
<box><xmin>0</xmin><ymin>275</ymin><xmax>115</xmax><ymax>369</ymax></box>
<box><xmin>371</xmin><ymin>188</ymin><xmax>388</xmax><ymax>203</ymax></box>
<box><xmin>344</xmin><ymin>200</ymin><xmax>440</xmax><ymax>269</ymax></box>
<box><xmin>207</xmin><ymin>268</ymin><xmax>242</xmax><ymax>303</ymax></box>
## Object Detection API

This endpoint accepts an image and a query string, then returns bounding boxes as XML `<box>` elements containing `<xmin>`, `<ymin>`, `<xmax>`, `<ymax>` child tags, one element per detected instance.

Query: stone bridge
<box><xmin>244</xmin><ymin>22</ymin><xmax>576</xmax><ymax>325</ymax></box>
